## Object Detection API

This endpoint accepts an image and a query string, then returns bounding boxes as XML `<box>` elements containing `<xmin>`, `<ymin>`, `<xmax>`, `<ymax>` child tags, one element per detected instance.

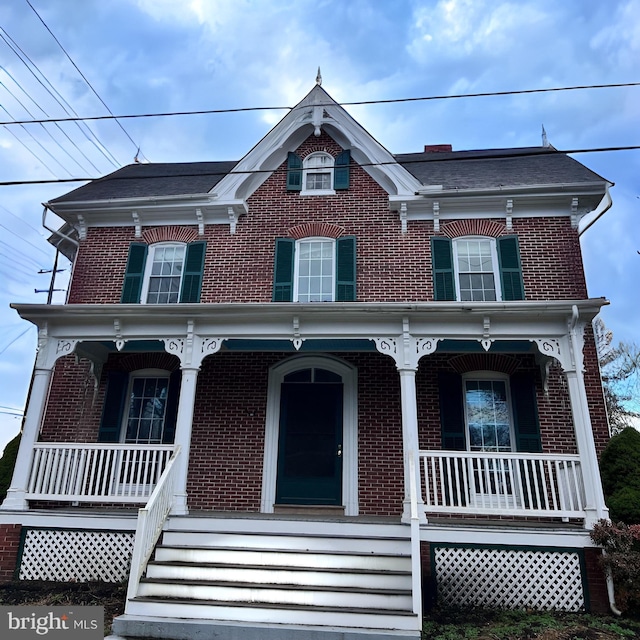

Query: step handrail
<box><xmin>126</xmin><ymin>445</ymin><xmax>181</xmax><ymax>603</ymax></box>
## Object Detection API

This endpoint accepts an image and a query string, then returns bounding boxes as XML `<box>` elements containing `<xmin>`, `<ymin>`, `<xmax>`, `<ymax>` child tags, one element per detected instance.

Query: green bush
<box><xmin>599</xmin><ymin>427</ymin><xmax>640</xmax><ymax>524</ymax></box>
<box><xmin>0</xmin><ymin>434</ymin><xmax>21</xmax><ymax>503</ymax></box>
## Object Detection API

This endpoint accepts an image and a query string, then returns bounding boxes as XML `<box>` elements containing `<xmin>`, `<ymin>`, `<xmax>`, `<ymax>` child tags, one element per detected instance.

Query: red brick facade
<box><xmin>0</xmin><ymin>524</ymin><xmax>21</xmax><ymax>582</ymax></box>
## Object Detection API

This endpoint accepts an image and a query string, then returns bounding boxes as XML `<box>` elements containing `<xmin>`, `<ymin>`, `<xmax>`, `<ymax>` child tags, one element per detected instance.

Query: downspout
<box><xmin>42</xmin><ymin>204</ymin><xmax>80</xmax><ymax>250</ymax></box>
<box><xmin>578</xmin><ymin>185</ymin><xmax>613</xmax><ymax>237</ymax></box>
<box><xmin>605</xmin><ymin>559</ymin><xmax>622</xmax><ymax>616</ymax></box>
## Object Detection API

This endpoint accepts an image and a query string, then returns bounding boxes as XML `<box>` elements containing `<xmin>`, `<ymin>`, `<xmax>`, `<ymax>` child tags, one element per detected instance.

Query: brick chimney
<box><xmin>423</xmin><ymin>144</ymin><xmax>452</xmax><ymax>153</ymax></box>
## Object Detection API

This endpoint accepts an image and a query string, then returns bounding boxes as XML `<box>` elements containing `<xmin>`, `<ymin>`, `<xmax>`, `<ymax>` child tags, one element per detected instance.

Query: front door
<box><xmin>275</xmin><ymin>368</ymin><xmax>343</xmax><ymax>505</ymax></box>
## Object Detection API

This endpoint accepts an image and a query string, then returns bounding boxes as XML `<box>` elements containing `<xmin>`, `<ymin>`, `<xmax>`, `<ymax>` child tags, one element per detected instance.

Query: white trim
<box><xmin>261</xmin><ymin>355</ymin><xmax>358</xmax><ymax>516</ymax></box>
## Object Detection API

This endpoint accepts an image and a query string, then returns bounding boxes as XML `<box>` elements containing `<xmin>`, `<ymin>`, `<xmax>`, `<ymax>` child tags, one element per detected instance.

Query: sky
<box><xmin>0</xmin><ymin>0</ymin><xmax>638</xmax><ymax>453</ymax></box>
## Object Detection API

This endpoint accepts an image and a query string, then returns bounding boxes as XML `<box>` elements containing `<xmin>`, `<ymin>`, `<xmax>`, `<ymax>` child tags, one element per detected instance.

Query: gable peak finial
<box><xmin>316</xmin><ymin>67</ymin><xmax>322</xmax><ymax>86</ymax></box>
<box><xmin>541</xmin><ymin>124</ymin><xmax>550</xmax><ymax>148</ymax></box>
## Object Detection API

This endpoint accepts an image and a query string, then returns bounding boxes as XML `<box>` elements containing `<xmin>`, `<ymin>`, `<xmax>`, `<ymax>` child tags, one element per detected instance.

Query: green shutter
<box><xmin>334</xmin><ymin>150</ymin><xmax>351</xmax><ymax>190</ymax></box>
<box><xmin>498</xmin><ymin>235</ymin><xmax>524</xmax><ymax>300</ymax></box>
<box><xmin>180</xmin><ymin>241</ymin><xmax>206</xmax><ymax>303</ymax></box>
<box><xmin>286</xmin><ymin>152</ymin><xmax>302</xmax><ymax>191</ymax></box>
<box><xmin>438</xmin><ymin>371</ymin><xmax>466</xmax><ymax>450</ymax></box>
<box><xmin>336</xmin><ymin>236</ymin><xmax>356</xmax><ymax>301</ymax></box>
<box><xmin>273</xmin><ymin>238</ymin><xmax>295</xmax><ymax>301</ymax></box>
<box><xmin>511</xmin><ymin>372</ymin><xmax>542</xmax><ymax>452</ymax></box>
<box><xmin>162</xmin><ymin>370</ymin><xmax>181</xmax><ymax>444</ymax></box>
<box><xmin>432</xmin><ymin>237</ymin><xmax>455</xmax><ymax>301</ymax></box>
<box><xmin>121</xmin><ymin>243</ymin><xmax>148</xmax><ymax>303</ymax></box>
<box><xmin>98</xmin><ymin>371</ymin><xmax>128</xmax><ymax>442</ymax></box>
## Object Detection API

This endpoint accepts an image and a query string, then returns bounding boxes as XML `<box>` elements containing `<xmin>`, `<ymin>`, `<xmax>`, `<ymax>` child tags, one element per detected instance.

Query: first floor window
<box><xmin>463</xmin><ymin>377</ymin><xmax>513</xmax><ymax>452</ymax></box>
<box><xmin>124</xmin><ymin>373</ymin><xmax>170</xmax><ymax>443</ymax></box>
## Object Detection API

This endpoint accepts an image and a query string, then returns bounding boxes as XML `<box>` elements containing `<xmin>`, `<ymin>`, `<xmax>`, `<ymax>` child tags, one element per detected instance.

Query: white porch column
<box><xmin>164</xmin><ymin>329</ymin><xmax>224</xmax><ymax>516</ymax></box>
<box><xmin>375</xmin><ymin>327</ymin><xmax>438</xmax><ymax>523</ymax></box>
<box><xmin>398</xmin><ymin>367</ymin><xmax>423</xmax><ymax>522</ymax></box>
<box><xmin>564</xmin><ymin>317</ymin><xmax>608</xmax><ymax>528</ymax></box>
<box><xmin>1</xmin><ymin>332</ymin><xmax>77</xmax><ymax>511</ymax></box>
<box><xmin>171</xmin><ymin>366</ymin><xmax>199</xmax><ymax>515</ymax></box>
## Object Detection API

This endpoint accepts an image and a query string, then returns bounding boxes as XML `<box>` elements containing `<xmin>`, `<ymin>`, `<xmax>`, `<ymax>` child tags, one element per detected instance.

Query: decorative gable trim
<box><xmin>287</xmin><ymin>223</ymin><xmax>346</xmax><ymax>240</ymax></box>
<box><xmin>141</xmin><ymin>226</ymin><xmax>199</xmax><ymax>245</ymax></box>
<box><xmin>441</xmin><ymin>219</ymin><xmax>507</xmax><ymax>239</ymax></box>
<box><xmin>448</xmin><ymin>353</ymin><xmax>521</xmax><ymax>375</ymax></box>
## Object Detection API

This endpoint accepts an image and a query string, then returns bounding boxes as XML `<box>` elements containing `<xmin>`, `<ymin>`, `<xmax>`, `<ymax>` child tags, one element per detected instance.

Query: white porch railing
<box><xmin>420</xmin><ymin>450</ymin><xmax>585</xmax><ymax>519</ymax></box>
<box><xmin>126</xmin><ymin>446</ymin><xmax>181</xmax><ymax>602</ymax></box>
<box><xmin>27</xmin><ymin>443</ymin><xmax>175</xmax><ymax>503</ymax></box>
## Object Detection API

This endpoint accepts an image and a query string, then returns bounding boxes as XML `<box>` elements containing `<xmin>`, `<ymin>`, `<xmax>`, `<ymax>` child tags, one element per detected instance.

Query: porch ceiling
<box><xmin>12</xmin><ymin>299</ymin><xmax>607</xmax><ymax>345</ymax></box>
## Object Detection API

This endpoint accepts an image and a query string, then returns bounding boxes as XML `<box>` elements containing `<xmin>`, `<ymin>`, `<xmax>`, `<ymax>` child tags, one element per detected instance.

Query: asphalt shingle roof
<box><xmin>49</xmin><ymin>148</ymin><xmax>607</xmax><ymax>204</ymax></box>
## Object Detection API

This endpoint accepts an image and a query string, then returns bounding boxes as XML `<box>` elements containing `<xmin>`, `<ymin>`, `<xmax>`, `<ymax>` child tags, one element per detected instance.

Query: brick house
<box><xmin>0</xmin><ymin>84</ymin><xmax>614</xmax><ymax>639</ymax></box>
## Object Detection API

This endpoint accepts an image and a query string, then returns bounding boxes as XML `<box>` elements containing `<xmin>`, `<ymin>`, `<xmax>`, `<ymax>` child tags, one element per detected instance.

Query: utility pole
<box><xmin>36</xmin><ymin>249</ymin><xmax>65</xmax><ymax>303</ymax></box>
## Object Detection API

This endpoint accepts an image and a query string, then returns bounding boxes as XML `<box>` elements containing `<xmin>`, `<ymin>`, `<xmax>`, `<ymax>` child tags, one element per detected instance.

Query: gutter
<box><xmin>42</xmin><ymin>204</ymin><xmax>79</xmax><ymax>249</ymax></box>
<box><xmin>578</xmin><ymin>184</ymin><xmax>613</xmax><ymax>236</ymax></box>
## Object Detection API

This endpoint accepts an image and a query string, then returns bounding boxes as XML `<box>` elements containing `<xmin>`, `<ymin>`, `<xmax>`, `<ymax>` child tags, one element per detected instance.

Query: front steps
<box><xmin>113</xmin><ymin>515</ymin><xmax>421</xmax><ymax>640</ymax></box>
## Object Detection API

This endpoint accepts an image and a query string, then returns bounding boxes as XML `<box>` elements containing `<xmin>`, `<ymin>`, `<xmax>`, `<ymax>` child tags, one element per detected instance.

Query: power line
<box><xmin>0</xmin><ymin>144</ymin><xmax>638</xmax><ymax>188</ymax></box>
<box><xmin>24</xmin><ymin>0</ymin><xmax>144</xmax><ymax>161</ymax></box>
<box><xmin>0</xmin><ymin>26</ymin><xmax>121</xmax><ymax>168</ymax></box>
<box><xmin>0</xmin><ymin>325</ymin><xmax>32</xmax><ymax>357</ymax></box>
<box><xmin>1</xmin><ymin>81</ymin><xmax>639</xmax><ymax>127</ymax></box>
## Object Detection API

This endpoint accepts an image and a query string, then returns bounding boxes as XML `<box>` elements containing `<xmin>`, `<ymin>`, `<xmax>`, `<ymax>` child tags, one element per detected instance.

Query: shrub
<box><xmin>0</xmin><ymin>434</ymin><xmax>20</xmax><ymax>503</ymax></box>
<box><xmin>591</xmin><ymin>519</ymin><xmax>640</xmax><ymax>612</ymax></box>
<box><xmin>599</xmin><ymin>427</ymin><xmax>640</xmax><ymax>524</ymax></box>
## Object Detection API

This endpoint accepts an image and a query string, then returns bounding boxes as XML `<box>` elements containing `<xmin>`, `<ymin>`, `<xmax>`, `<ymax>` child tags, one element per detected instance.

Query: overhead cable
<box><xmin>1</xmin><ymin>81</ymin><xmax>639</xmax><ymax>127</ymax></box>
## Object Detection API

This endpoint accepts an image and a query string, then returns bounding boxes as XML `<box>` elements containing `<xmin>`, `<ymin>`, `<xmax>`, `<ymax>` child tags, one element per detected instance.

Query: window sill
<box><xmin>300</xmin><ymin>189</ymin><xmax>336</xmax><ymax>196</ymax></box>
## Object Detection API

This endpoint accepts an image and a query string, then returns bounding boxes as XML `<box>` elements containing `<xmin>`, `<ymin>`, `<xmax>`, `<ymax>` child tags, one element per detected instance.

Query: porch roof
<box><xmin>12</xmin><ymin>299</ymin><xmax>607</xmax><ymax>348</ymax></box>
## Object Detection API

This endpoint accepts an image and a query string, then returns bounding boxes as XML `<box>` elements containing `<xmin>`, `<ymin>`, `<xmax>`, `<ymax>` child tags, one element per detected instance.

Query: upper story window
<box><xmin>273</xmin><ymin>235</ymin><xmax>356</xmax><ymax>302</ymax></box>
<box><xmin>303</xmin><ymin>153</ymin><xmax>334</xmax><ymax>195</ymax></box>
<box><xmin>454</xmin><ymin>238</ymin><xmax>501</xmax><ymax>302</ymax></box>
<box><xmin>432</xmin><ymin>235</ymin><xmax>524</xmax><ymax>302</ymax></box>
<box><xmin>286</xmin><ymin>150</ymin><xmax>351</xmax><ymax>193</ymax></box>
<box><xmin>294</xmin><ymin>238</ymin><xmax>335</xmax><ymax>302</ymax></box>
<box><xmin>121</xmin><ymin>241</ymin><xmax>206</xmax><ymax>304</ymax></box>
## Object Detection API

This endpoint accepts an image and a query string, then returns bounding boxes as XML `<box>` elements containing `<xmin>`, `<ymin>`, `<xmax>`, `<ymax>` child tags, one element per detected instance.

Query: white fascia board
<box><xmin>11</xmin><ymin>299</ymin><xmax>608</xmax><ymax>344</ymax></box>
<box><xmin>0</xmin><ymin>509</ymin><xmax>137</xmax><ymax>530</ymax></box>
<box><xmin>212</xmin><ymin>86</ymin><xmax>423</xmax><ymax>202</ymax></box>
<box><xmin>47</xmin><ymin>196</ymin><xmax>247</xmax><ymax>229</ymax></box>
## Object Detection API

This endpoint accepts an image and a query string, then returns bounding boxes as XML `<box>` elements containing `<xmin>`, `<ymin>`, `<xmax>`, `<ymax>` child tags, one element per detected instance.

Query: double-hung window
<box><xmin>121</xmin><ymin>240</ymin><xmax>206</xmax><ymax>304</ymax></box>
<box><xmin>286</xmin><ymin>150</ymin><xmax>351</xmax><ymax>193</ymax></box>
<box><xmin>123</xmin><ymin>371</ymin><xmax>171</xmax><ymax>444</ymax></box>
<box><xmin>432</xmin><ymin>235</ymin><xmax>524</xmax><ymax>301</ymax></box>
<box><xmin>273</xmin><ymin>236</ymin><xmax>356</xmax><ymax>302</ymax></box>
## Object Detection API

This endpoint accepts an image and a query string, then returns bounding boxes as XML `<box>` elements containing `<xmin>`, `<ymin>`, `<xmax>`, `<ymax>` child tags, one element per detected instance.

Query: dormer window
<box><xmin>286</xmin><ymin>150</ymin><xmax>351</xmax><ymax>193</ymax></box>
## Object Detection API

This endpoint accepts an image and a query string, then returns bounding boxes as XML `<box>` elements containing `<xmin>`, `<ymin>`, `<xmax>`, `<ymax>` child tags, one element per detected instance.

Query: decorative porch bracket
<box><xmin>163</xmin><ymin>322</ymin><xmax>225</xmax><ymax>515</ymax></box>
<box><xmin>1</xmin><ymin>327</ymin><xmax>79</xmax><ymax>511</ymax></box>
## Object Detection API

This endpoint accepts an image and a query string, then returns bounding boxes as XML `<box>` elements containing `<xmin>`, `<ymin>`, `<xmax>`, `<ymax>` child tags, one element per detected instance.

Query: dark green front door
<box><xmin>275</xmin><ymin>368</ymin><xmax>343</xmax><ymax>505</ymax></box>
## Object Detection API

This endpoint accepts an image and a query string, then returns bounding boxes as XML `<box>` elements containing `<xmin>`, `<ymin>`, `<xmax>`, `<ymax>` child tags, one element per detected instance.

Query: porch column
<box><xmin>164</xmin><ymin>330</ymin><xmax>224</xmax><ymax>516</ymax></box>
<box><xmin>563</xmin><ymin>316</ymin><xmax>608</xmax><ymax>528</ymax></box>
<box><xmin>1</xmin><ymin>332</ymin><xmax>77</xmax><ymax>511</ymax></box>
<box><xmin>398</xmin><ymin>367</ymin><xmax>424</xmax><ymax>522</ymax></box>
<box><xmin>171</xmin><ymin>366</ymin><xmax>199</xmax><ymax>515</ymax></box>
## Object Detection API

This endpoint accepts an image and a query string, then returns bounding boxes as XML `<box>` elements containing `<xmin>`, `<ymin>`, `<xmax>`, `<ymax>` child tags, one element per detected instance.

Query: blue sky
<box><xmin>0</xmin><ymin>0</ymin><xmax>638</xmax><ymax>451</ymax></box>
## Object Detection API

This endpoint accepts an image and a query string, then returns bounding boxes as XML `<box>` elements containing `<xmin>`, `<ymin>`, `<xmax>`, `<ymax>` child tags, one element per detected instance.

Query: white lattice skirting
<box><xmin>19</xmin><ymin>529</ymin><xmax>134</xmax><ymax>582</ymax></box>
<box><xmin>434</xmin><ymin>545</ymin><xmax>585</xmax><ymax>611</ymax></box>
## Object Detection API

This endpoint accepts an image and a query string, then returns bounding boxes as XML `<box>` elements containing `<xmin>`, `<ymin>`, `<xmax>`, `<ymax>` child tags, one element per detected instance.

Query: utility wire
<box><xmin>0</xmin><ymin>204</ymin><xmax>50</xmax><ymax>244</ymax></box>
<box><xmin>24</xmin><ymin>0</ymin><xmax>143</xmax><ymax>162</ymax></box>
<box><xmin>0</xmin><ymin>123</ymin><xmax>59</xmax><ymax>177</ymax></box>
<box><xmin>1</xmin><ymin>63</ymin><xmax>103</xmax><ymax>174</ymax></box>
<box><xmin>0</xmin><ymin>325</ymin><xmax>31</xmax><ymax>357</ymax></box>
<box><xmin>0</xmin><ymin>221</ymin><xmax>53</xmax><ymax>257</ymax></box>
<box><xmin>0</xmin><ymin>27</ymin><xmax>121</xmax><ymax>168</ymax></box>
<box><xmin>1</xmin><ymin>81</ymin><xmax>639</xmax><ymax>127</ymax></box>
<box><xmin>0</xmin><ymin>144</ymin><xmax>638</xmax><ymax>187</ymax></box>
